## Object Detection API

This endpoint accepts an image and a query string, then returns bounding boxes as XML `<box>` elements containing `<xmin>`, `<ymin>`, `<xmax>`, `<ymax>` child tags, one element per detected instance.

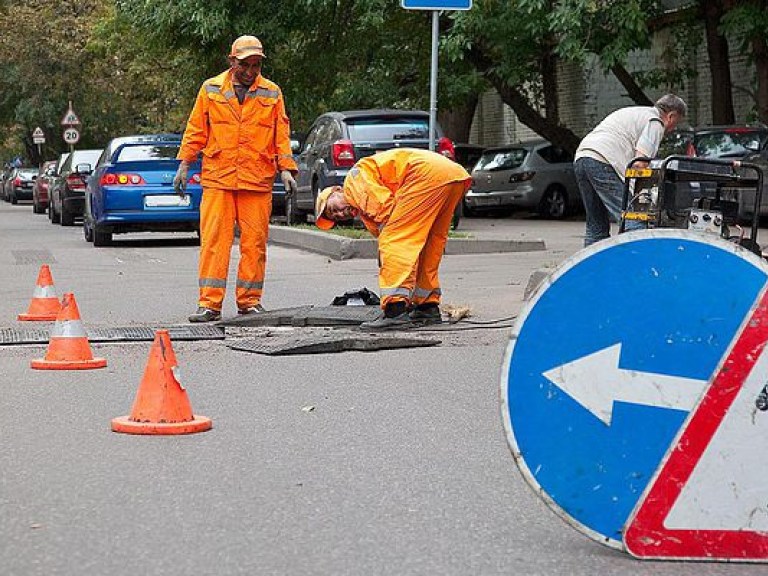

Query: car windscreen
<box><xmin>18</xmin><ymin>169</ymin><xmax>38</xmax><ymax>178</ymax></box>
<box><xmin>114</xmin><ymin>144</ymin><xmax>181</xmax><ymax>162</ymax></box>
<box><xmin>474</xmin><ymin>148</ymin><xmax>528</xmax><ymax>171</ymax></box>
<box><xmin>694</xmin><ymin>130</ymin><xmax>767</xmax><ymax>158</ymax></box>
<box><xmin>346</xmin><ymin>118</ymin><xmax>430</xmax><ymax>141</ymax></box>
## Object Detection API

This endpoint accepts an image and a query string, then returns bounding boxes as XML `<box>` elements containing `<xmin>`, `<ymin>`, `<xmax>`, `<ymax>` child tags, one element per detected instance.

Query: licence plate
<box><xmin>474</xmin><ymin>196</ymin><xmax>501</xmax><ymax>206</ymax></box>
<box><xmin>144</xmin><ymin>194</ymin><xmax>191</xmax><ymax>208</ymax></box>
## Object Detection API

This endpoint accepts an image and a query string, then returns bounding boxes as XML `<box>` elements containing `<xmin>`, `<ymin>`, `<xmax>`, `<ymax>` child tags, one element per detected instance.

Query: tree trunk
<box><xmin>438</xmin><ymin>93</ymin><xmax>479</xmax><ymax>143</ymax></box>
<box><xmin>753</xmin><ymin>34</ymin><xmax>768</xmax><ymax>124</ymax></box>
<box><xmin>466</xmin><ymin>46</ymin><xmax>581</xmax><ymax>153</ymax></box>
<box><xmin>703</xmin><ymin>0</ymin><xmax>735</xmax><ymax>124</ymax></box>
<box><xmin>610</xmin><ymin>65</ymin><xmax>653</xmax><ymax>105</ymax></box>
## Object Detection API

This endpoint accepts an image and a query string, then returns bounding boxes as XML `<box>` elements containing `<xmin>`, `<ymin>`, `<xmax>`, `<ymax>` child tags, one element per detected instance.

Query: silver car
<box><xmin>464</xmin><ymin>140</ymin><xmax>581</xmax><ymax>219</ymax></box>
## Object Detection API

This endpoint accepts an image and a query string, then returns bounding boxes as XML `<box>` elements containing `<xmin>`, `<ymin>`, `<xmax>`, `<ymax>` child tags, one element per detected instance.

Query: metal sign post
<box><xmin>32</xmin><ymin>126</ymin><xmax>45</xmax><ymax>168</ymax></box>
<box><xmin>61</xmin><ymin>101</ymin><xmax>81</xmax><ymax>153</ymax></box>
<box><xmin>401</xmin><ymin>0</ymin><xmax>472</xmax><ymax>152</ymax></box>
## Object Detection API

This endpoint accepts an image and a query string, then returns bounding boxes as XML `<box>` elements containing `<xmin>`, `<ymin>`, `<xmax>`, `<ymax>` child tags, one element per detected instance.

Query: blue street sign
<box><xmin>401</xmin><ymin>0</ymin><xmax>472</xmax><ymax>10</ymax></box>
<box><xmin>500</xmin><ymin>231</ymin><xmax>768</xmax><ymax>548</ymax></box>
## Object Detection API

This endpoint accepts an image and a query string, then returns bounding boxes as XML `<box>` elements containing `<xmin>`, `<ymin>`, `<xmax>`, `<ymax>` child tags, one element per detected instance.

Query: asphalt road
<box><xmin>0</xmin><ymin>201</ymin><xmax>764</xmax><ymax>576</ymax></box>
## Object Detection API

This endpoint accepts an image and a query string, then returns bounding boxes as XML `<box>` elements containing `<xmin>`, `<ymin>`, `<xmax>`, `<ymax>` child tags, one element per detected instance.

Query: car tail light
<box><xmin>686</xmin><ymin>142</ymin><xmax>696</xmax><ymax>157</ymax></box>
<box><xmin>509</xmin><ymin>171</ymin><xmax>535</xmax><ymax>183</ymax></box>
<box><xmin>66</xmin><ymin>174</ymin><xmax>86</xmax><ymax>190</ymax></box>
<box><xmin>187</xmin><ymin>173</ymin><xmax>201</xmax><ymax>184</ymax></box>
<box><xmin>437</xmin><ymin>137</ymin><xmax>455</xmax><ymax>160</ymax></box>
<box><xmin>13</xmin><ymin>177</ymin><xmax>21</xmax><ymax>186</ymax></box>
<box><xmin>99</xmin><ymin>173</ymin><xmax>146</xmax><ymax>186</ymax></box>
<box><xmin>332</xmin><ymin>139</ymin><xmax>356</xmax><ymax>168</ymax></box>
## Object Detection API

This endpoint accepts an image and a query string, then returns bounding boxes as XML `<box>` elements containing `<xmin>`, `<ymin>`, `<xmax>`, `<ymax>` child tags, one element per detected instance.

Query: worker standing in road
<box><xmin>175</xmin><ymin>35</ymin><xmax>298</xmax><ymax>323</ymax></box>
<box><xmin>574</xmin><ymin>94</ymin><xmax>687</xmax><ymax>247</ymax></box>
<box><xmin>315</xmin><ymin>148</ymin><xmax>470</xmax><ymax>331</ymax></box>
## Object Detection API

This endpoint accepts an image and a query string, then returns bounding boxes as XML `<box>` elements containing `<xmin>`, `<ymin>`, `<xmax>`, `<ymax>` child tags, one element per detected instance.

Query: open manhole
<box><xmin>219</xmin><ymin>306</ymin><xmax>380</xmax><ymax>328</ymax></box>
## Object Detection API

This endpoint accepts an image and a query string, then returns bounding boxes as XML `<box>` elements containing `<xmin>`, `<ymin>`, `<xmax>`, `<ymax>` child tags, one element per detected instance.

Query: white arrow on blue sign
<box><xmin>401</xmin><ymin>0</ymin><xmax>472</xmax><ymax>9</ymax></box>
<box><xmin>500</xmin><ymin>230</ymin><xmax>768</xmax><ymax>548</ymax></box>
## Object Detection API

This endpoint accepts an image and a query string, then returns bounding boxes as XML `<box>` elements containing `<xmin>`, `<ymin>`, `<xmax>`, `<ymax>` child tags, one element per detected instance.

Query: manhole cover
<box><xmin>219</xmin><ymin>305</ymin><xmax>380</xmax><ymax>327</ymax></box>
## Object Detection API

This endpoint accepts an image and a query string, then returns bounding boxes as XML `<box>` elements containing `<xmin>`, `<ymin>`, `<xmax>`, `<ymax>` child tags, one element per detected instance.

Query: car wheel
<box><xmin>60</xmin><ymin>205</ymin><xmax>75</xmax><ymax>226</ymax></box>
<box><xmin>50</xmin><ymin>203</ymin><xmax>60</xmax><ymax>224</ymax></box>
<box><xmin>10</xmin><ymin>191</ymin><xmax>17</xmax><ymax>204</ymax></box>
<box><xmin>83</xmin><ymin>218</ymin><xmax>94</xmax><ymax>242</ymax></box>
<box><xmin>93</xmin><ymin>226</ymin><xmax>112</xmax><ymax>247</ymax></box>
<box><xmin>539</xmin><ymin>185</ymin><xmax>569</xmax><ymax>219</ymax></box>
<box><xmin>32</xmin><ymin>199</ymin><xmax>42</xmax><ymax>214</ymax></box>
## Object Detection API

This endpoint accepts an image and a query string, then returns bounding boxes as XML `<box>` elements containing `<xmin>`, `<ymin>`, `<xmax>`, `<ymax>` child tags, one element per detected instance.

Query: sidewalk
<box><xmin>267</xmin><ymin>214</ymin><xmax>587</xmax><ymax>260</ymax></box>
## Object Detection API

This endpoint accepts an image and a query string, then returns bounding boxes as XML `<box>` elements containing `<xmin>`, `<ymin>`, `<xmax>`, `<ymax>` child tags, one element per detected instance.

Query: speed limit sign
<box><xmin>63</xmin><ymin>127</ymin><xmax>80</xmax><ymax>145</ymax></box>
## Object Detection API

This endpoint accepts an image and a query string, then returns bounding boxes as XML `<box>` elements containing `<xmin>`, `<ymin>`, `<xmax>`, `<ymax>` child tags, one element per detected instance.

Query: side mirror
<box><xmin>745</xmin><ymin>140</ymin><xmax>760</xmax><ymax>152</ymax></box>
<box><xmin>75</xmin><ymin>163</ymin><xmax>92</xmax><ymax>175</ymax></box>
<box><xmin>290</xmin><ymin>139</ymin><xmax>301</xmax><ymax>154</ymax></box>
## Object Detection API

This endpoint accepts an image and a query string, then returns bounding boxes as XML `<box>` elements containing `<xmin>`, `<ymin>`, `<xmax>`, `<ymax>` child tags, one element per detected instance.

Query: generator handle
<box><xmin>739</xmin><ymin>160</ymin><xmax>764</xmax><ymax>244</ymax></box>
<box><xmin>620</xmin><ymin>156</ymin><xmax>653</xmax><ymax>233</ymax></box>
<box><xmin>660</xmin><ymin>155</ymin><xmax>764</xmax><ymax>245</ymax></box>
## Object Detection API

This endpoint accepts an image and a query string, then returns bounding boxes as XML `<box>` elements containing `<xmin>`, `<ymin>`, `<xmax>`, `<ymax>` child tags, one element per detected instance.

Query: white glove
<box><xmin>281</xmin><ymin>170</ymin><xmax>297</xmax><ymax>196</ymax></box>
<box><xmin>173</xmin><ymin>162</ymin><xmax>189</xmax><ymax>196</ymax></box>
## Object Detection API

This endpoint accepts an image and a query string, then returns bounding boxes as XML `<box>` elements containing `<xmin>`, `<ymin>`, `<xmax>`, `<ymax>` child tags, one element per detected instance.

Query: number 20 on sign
<box><xmin>63</xmin><ymin>128</ymin><xmax>80</xmax><ymax>145</ymax></box>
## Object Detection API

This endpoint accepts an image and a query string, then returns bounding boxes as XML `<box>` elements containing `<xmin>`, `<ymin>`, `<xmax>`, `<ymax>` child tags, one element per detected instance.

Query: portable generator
<box><xmin>619</xmin><ymin>155</ymin><xmax>765</xmax><ymax>255</ymax></box>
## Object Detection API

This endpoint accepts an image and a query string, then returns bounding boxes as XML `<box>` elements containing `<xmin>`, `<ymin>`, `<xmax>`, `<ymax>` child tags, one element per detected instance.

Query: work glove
<box><xmin>173</xmin><ymin>162</ymin><xmax>189</xmax><ymax>197</ymax></box>
<box><xmin>281</xmin><ymin>170</ymin><xmax>297</xmax><ymax>197</ymax></box>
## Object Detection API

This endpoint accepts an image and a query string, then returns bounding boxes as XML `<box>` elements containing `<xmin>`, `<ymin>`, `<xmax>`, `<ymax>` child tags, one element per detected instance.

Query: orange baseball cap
<box><xmin>230</xmin><ymin>35</ymin><xmax>266</xmax><ymax>59</ymax></box>
<box><xmin>315</xmin><ymin>187</ymin><xmax>337</xmax><ymax>230</ymax></box>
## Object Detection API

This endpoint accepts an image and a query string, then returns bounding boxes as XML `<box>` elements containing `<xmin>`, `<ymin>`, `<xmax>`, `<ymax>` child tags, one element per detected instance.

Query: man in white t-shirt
<box><xmin>574</xmin><ymin>94</ymin><xmax>687</xmax><ymax>246</ymax></box>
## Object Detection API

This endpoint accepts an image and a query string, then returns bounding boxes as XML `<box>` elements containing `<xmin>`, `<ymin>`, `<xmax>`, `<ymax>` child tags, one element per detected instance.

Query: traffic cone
<box><xmin>111</xmin><ymin>330</ymin><xmax>212</xmax><ymax>435</ymax></box>
<box><xmin>30</xmin><ymin>292</ymin><xmax>107</xmax><ymax>370</ymax></box>
<box><xmin>18</xmin><ymin>264</ymin><xmax>62</xmax><ymax>321</ymax></box>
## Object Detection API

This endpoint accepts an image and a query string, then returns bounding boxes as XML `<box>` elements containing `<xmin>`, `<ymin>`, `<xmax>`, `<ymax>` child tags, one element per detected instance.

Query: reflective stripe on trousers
<box><xmin>378</xmin><ymin>180</ymin><xmax>468</xmax><ymax>308</ymax></box>
<box><xmin>198</xmin><ymin>188</ymin><xmax>272</xmax><ymax>311</ymax></box>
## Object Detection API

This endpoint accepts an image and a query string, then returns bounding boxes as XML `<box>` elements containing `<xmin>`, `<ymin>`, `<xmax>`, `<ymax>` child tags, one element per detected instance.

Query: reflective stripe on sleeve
<box><xmin>204</xmin><ymin>85</ymin><xmax>221</xmax><ymax>94</ymax></box>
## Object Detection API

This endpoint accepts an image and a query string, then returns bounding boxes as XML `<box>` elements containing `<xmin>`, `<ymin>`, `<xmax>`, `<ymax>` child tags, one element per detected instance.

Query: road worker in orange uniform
<box><xmin>175</xmin><ymin>35</ymin><xmax>298</xmax><ymax>323</ymax></box>
<box><xmin>316</xmin><ymin>148</ymin><xmax>470</xmax><ymax>331</ymax></box>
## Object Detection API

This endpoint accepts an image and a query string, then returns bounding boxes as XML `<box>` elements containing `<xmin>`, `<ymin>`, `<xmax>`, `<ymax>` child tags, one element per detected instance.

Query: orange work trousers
<box><xmin>198</xmin><ymin>188</ymin><xmax>272</xmax><ymax>311</ymax></box>
<box><xmin>377</xmin><ymin>180</ymin><xmax>468</xmax><ymax>309</ymax></box>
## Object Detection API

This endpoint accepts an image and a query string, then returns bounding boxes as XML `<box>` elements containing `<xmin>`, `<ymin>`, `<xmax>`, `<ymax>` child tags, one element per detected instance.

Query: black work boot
<box><xmin>409</xmin><ymin>303</ymin><xmax>442</xmax><ymax>325</ymax></box>
<box><xmin>188</xmin><ymin>307</ymin><xmax>221</xmax><ymax>323</ymax></box>
<box><xmin>359</xmin><ymin>301</ymin><xmax>413</xmax><ymax>331</ymax></box>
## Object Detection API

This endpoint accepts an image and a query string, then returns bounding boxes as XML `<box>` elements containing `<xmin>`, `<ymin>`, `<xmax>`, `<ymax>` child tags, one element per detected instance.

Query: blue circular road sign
<box><xmin>500</xmin><ymin>230</ymin><xmax>768</xmax><ymax>547</ymax></box>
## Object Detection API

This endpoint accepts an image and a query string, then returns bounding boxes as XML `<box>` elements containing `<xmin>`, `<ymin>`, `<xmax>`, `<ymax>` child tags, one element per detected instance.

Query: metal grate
<box><xmin>227</xmin><ymin>332</ymin><xmax>440</xmax><ymax>355</ymax></box>
<box><xmin>12</xmin><ymin>249</ymin><xmax>56</xmax><ymax>265</ymax></box>
<box><xmin>0</xmin><ymin>324</ymin><xmax>224</xmax><ymax>345</ymax></box>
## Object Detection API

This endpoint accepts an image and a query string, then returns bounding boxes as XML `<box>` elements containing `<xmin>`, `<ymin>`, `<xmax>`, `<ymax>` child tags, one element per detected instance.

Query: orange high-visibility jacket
<box><xmin>178</xmin><ymin>70</ymin><xmax>297</xmax><ymax>192</ymax></box>
<box><xmin>342</xmin><ymin>148</ymin><xmax>470</xmax><ymax>236</ymax></box>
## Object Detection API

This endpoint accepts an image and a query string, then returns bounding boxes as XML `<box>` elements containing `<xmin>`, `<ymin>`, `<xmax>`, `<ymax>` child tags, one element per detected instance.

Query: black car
<box><xmin>289</xmin><ymin>109</ymin><xmax>455</xmax><ymax>225</ymax></box>
<box><xmin>5</xmin><ymin>167</ymin><xmax>38</xmax><ymax>204</ymax></box>
<box><xmin>49</xmin><ymin>149</ymin><xmax>102</xmax><ymax>226</ymax></box>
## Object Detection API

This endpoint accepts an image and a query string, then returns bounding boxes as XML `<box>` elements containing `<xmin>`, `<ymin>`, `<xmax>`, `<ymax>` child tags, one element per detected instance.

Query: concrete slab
<box><xmin>268</xmin><ymin>225</ymin><xmax>546</xmax><ymax>260</ymax></box>
<box><xmin>227</xmin><ymin>331</ymin><xmax>440</xmax><ymax>355</ymax></box>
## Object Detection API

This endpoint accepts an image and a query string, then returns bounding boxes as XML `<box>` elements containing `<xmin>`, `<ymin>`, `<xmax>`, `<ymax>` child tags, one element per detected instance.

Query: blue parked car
<box><xmin>83</xmin><ymin>134</ymin><xmax>202</xmax><ymax>246</ymax></box>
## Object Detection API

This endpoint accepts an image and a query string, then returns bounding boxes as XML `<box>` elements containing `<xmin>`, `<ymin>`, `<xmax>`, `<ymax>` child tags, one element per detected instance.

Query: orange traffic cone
<box><xmin>111</xmin><ymin>330</ymin><xmax>212</xmax><ymax>435</ymax></box>
<box><xmin>18</xmin><ymin>264</ymin><xmax>62</xmax><ymax>321</ymax></box>
<box><xmin>30</xmin><ymin>292</ymin><xmax>107</xmax><ymax>370</ymax></box>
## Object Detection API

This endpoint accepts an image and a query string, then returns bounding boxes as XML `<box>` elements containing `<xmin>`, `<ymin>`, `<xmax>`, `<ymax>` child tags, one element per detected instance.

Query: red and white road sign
<box><xmin>624</xmin><ymin>286</ymin><xmax>768</xmax><ymax>562</ymax></box>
